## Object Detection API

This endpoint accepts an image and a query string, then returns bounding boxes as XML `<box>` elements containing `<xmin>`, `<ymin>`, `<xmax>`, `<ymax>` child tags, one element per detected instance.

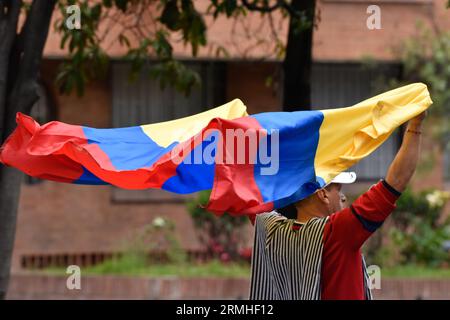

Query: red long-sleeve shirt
<box><xmin>320</xmin><ymin>180</ymin><xmax>400</xmax><ymax>299</ymax></box>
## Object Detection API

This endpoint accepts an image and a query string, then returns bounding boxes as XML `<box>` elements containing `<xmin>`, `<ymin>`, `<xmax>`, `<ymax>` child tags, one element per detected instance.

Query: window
<box><xmin>111</xmin><ymin>61</ymin><xmax>226</xmax><ymax>202</ymax></box>
<box><xmin>311</xmin><ymin>62</ymin><xmax>402</xmax><ymax>180</ymax></box>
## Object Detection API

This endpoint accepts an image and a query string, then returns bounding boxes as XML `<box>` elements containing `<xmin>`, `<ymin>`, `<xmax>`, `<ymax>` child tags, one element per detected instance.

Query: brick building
<box><xmin>10</xmin><ymin>0</ymin><xmax>450</xmax><ymax>271</ymax></box>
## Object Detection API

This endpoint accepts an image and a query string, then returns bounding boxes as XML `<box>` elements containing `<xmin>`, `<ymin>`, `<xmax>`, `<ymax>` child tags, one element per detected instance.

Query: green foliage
<box><xmin>366</xmin><ymin>25</ymin><xmax>450</xmax><ymax>146</ymax></box>
<box><xmin>85</xmin><ymin>251</ymin><xmax>149</xmax><ymax>275</ymax></box>
<box><xmin>139</xmin><ymin>216</ymin><xmax>188</xmax><ymax>265</ymax></box>
<box><xmin>54</xmin><ymin>1</ymin><xmax>113</xmax><ymax>95</ymax></box>
<box><xmin>397</xmin><ymin>26</ymin><xmax>450</xmax><ymax>120</ymax></box>
<box><xmin>112</xmin><ymin>217</ymin><xmax>187</xmax><ymax>272</ymax></box>
<box><xmin>187</xmin><ymin>190</ymin><xmax>250</xmax><ymax>262</ymax></box>
<box><xmin>53</xmin><ymin>0</ymin><xmax>207</xmax><ymax>96</ymax></box>
<box><xmin>371</xmin><ymin>188</ymin><xmax>450</xmax><ymax>268</ymax></box>
<box><xmin>48</xmin><ymin>215</ymin><xmax>251</xmax><ymax>277</ymax></box>
<box><xmin>149</xmin><ymin>60</ymin><xmax>201</xmax><ymax>95</ymax></box>
<box><xmin>125</xmin><ymin>33</ymin><xmax>201</xmax><ymax>96</ymax></box>
<box><xmin>48</xmin><ymin>262</ymin><xmax>450</xmax><ymax>278</ymax></box>
<box><xmin>393</xmin><ymin>188</ymin><xmax>443</xmax><ymax>230</ymax></box>
<box><xmin>73</xmin><ymin>259</ymin><xmax>251</xmax><ymax>277</ymax></box>
<box><xmin>55</xmin><ymin>1</ymin><xmax>108</xmax><ymax>96</ymax></box>
<box><xmin>390</xmin><ymin>217</ymin><xmax>450</xmax><ymax>267</ymax></box>
<box><xmin>207</xmin><ymin>0</ymin><xmax>313</xmax><ymax>34</ymax></box>
<box><xmin>207</xmin><ymin>0</ymin><xmax>246</xmax><ymax>18</ymax></box>
<box><xmin>381</xmin><ymin>264</ymin><xmax>450</xmax><ymax>278</ymax></box>
<box><xmin>159</xmin><ymin>0</ymin><xmax>207</xmax><ymax>56</ymax></box>
<box><xmin>50</xmin><ymin>0</ymin><xmax>315</xmax><ymax>97</ymax></box>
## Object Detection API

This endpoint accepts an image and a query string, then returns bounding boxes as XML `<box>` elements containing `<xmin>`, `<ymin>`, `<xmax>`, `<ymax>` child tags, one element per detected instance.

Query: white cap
<box><xmin>326</xmin><ymin>171</ymin><xmax>357</xmax><ymax>186</ymax></box>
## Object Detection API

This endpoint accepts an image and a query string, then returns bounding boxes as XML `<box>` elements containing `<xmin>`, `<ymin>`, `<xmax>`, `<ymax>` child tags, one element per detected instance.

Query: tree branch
<box><xmin>4</xmin><ymin>0</ymin><xmax>56</xmax><ymax>140</ymax></box>
<box><xmin>241</xmin><ymin>0</ymin><xmax>281</xmax><ymax>12</ymax></box>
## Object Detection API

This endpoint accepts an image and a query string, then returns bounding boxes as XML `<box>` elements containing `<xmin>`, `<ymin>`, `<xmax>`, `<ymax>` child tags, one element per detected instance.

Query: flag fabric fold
<box><xmin>0</xmin><ymin>83</ymin><xmax>432</xmax><ymax>216</ymax></box>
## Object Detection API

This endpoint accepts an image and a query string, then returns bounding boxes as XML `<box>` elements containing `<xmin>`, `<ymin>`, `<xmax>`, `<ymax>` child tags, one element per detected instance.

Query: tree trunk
<box><xmin>282</xmin><ymin>0</ymin><xmax>315</xmax><ymax>111</ymax></box>
<box><xmin>0</xmin><ymin>0</ymin><xmax>23</xmax><ymax>301</ymax></box>
<box><xmin>0</xmin><ymin>168</ymin><xmax>24</xmax><ymax>300</ymax></box>
<box><xmin>0</xmin><ymin>0</ymin><xmax>56</xmax><ymax>299</ymax></box>
<box><xmin>0</xmin><ymin>1</ymin><xmax>22</xmax><ymax>138</ymax></box>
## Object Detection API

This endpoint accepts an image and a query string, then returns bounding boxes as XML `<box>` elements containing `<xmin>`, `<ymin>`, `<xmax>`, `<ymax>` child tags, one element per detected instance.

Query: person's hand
<box><xmin>409</xmin><ymin>111</ymin><xmax>427</xmax><ymax>126</ymax></box>
<box><xmin>407</xmin><ymin>111</ymin><xmax>427</xmax><ymax>131</ymax></box>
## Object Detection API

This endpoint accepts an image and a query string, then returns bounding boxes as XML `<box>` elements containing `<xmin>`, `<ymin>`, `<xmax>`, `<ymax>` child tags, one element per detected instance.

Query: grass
<box><xmin>42</xmin><ymin>253</ymin><xmax>251</xmax><ymax>278</ymax></box>
<box><xmin>40</xmin><ymin>253</ymin><xmax>450</xmax><ymax>279</ymax></box>
<box><xmin>84</xmin><ymin>260</ymin><xmax>251</xmax><ymax>278</ymax></box>
<box><xmin>381</xmin><ymin>265</ymin><xmax>450</xmax><ymax>279</ymax></box>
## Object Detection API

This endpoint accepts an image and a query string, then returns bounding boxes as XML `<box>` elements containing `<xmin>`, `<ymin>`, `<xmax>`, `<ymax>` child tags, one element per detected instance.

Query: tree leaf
<box><xmin>114</xmin><ymin>0</ymin><xmax>128</xmax><ymax>12</ymax></box>
<box><xmin>160</xmin><ymin>0</ymin><xmax>181</xmax><ymax>31</ymax></box>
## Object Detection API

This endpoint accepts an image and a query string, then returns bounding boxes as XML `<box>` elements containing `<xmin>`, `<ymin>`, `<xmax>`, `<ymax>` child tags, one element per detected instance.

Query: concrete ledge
<box><xmin>6</xmin><ymin>273</ymin><xmax>450</xmax><ymax>300</ymax></box>
<box><xmin>7</xmin><ymin>273</ymin><xmax>250</xmax><ymax>300</ymax></box>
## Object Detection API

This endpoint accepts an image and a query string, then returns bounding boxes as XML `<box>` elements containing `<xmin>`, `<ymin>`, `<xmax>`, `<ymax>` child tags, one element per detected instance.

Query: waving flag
<box><xmin>0</xmin><ymin>83</ymin><xmax>432</xmax><ymax>215</ymax></box>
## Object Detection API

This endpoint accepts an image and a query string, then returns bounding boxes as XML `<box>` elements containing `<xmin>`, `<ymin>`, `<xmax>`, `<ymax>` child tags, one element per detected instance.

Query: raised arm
<box><xmin>325</xmin><ymin>112</ymin><xmax>427</xmax><ymax>250</ymax></box>
<box><xmin>385</xmin><ymin>112</ymin><xmax>426</xmax><ymax>192</ymax></box>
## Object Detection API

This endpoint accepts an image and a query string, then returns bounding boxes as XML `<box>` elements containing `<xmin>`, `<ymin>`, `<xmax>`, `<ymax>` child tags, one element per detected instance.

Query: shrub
<box><xmin>187</xmin><ymin>190</ymin><xmax>250</xmax><ymax>262</ymax></box>
<box><xmin>88</xmin><ymin>216</ymin><xmax>187</xmax><ymax>274</ymax></box>
<box><xmin>370</xmin><ymin>188</ymin><xmax>450</xmax><ymax>267</ymax></box>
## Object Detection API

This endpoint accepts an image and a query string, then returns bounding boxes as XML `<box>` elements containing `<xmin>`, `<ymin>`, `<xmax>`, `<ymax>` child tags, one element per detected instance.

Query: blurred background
<box><xmin>1</xmin><ymin>0</ymin><xmax>449</xmax><ymax>299</ymax></box>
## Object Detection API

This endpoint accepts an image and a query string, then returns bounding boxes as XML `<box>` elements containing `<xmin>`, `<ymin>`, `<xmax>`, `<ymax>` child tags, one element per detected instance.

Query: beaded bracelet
<box><xmin>406</xmin><ymin>129</ymin><xmax>422</xmax><ymax>134</ymax></box>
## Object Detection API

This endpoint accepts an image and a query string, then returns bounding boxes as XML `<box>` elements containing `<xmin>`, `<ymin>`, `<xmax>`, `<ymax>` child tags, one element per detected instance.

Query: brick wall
<box><xmin>7</xmin><ymin>274</ymin><xmax>450</xmax><ymax>300</ymax></box>
<box><xmin>313</xmin><ymin>0</ymin><xmax>450</xmax><ymax>61</ymax></box>
<box><xmin>42</xmin><ymin>0</ymin><xmax>450</xmax><ymax>61</ymax></box>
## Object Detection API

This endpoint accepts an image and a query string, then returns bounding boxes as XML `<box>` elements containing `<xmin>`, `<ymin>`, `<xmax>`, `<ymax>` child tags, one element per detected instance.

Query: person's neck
<box><xmin>295</xmin><ymin>213</ymin><xmax>315</xmax><ymax>224</ymax></box>
<box><xmin>295</xmin><ymin>203</ymin><xmax>327</xmax><ymax>223</ymax></box>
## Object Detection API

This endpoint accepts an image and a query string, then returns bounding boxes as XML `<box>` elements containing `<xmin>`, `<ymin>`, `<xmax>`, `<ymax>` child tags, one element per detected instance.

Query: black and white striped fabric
<box><xmin>249</xmin><ymin>211</ymin><xmax>373</xmax><ymax>300</ymax></box>
<box><xmin>362</xmin><ymin>256</ymin><xmax>373</xmax><ymax>300</ymax></box>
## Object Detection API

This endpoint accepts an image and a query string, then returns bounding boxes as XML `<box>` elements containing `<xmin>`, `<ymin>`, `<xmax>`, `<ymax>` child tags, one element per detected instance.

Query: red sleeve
<box><xmin>324</xmin><ymin>180</ymin><xmax>401</xmax><ymax>250</ymax></box>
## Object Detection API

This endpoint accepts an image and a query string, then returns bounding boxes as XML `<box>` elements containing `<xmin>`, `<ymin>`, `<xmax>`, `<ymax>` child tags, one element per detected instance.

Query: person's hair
<box><xmin>276</xmin><ymin>203</ymin><xmax>297</xmax><ymax>219</ymax></box>
<box><xmin>276</xmin><ymin>184</ymin><xmax>336</xmax><ymax>219</ymax></box>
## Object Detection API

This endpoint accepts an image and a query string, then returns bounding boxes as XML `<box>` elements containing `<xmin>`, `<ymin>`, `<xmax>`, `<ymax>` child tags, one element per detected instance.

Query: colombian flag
<box><xmin>0</xmin><ymin>83</ymin><xmax>432</xmax><ymax>215</ymax></box>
